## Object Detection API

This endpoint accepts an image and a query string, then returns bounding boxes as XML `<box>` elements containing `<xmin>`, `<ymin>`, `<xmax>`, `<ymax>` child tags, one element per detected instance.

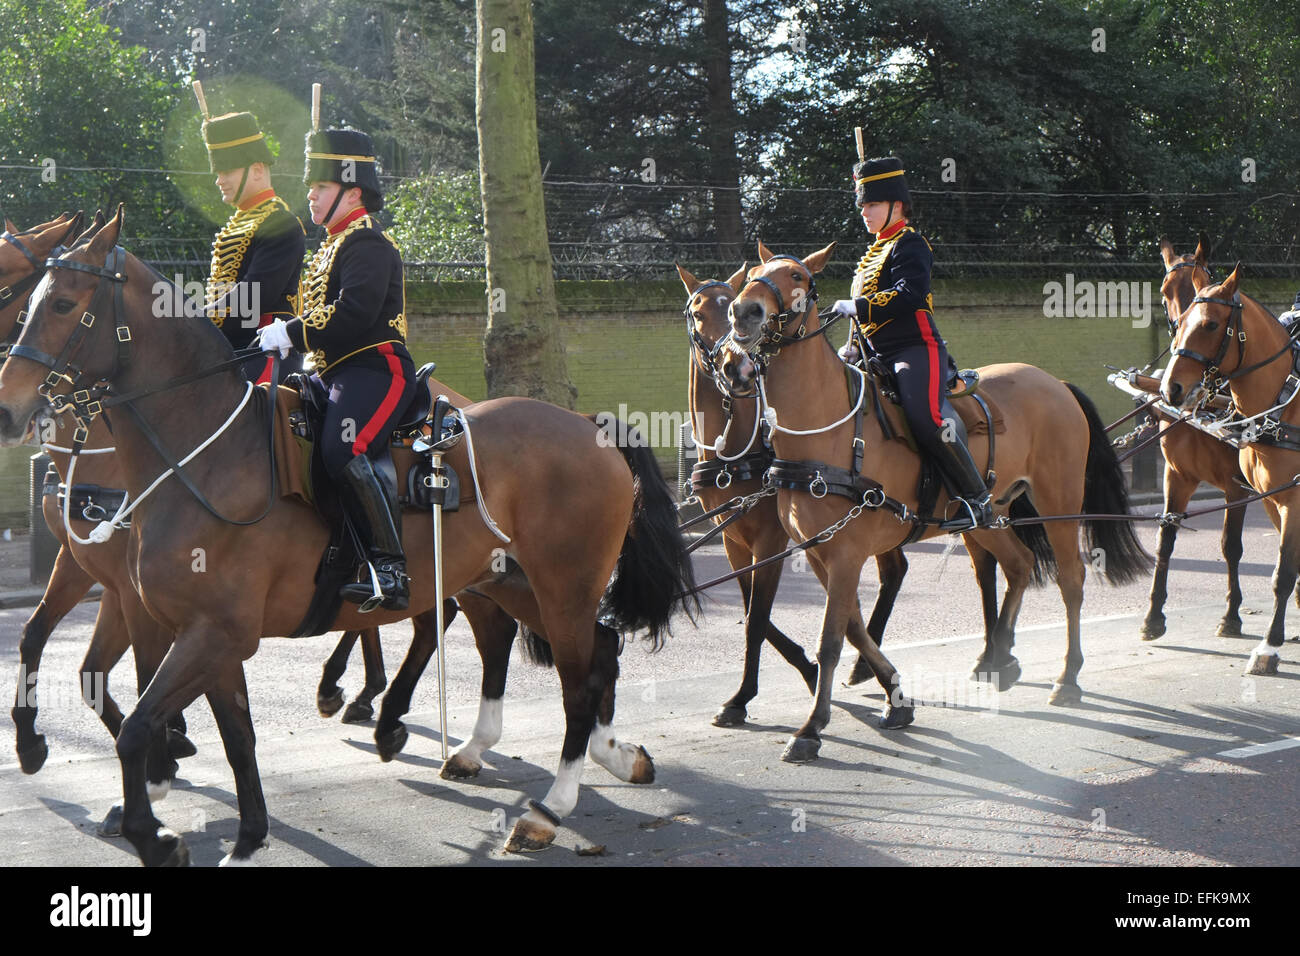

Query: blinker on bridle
<box><xmin>1172</xmin><ymin>290</ymin><xmax>1245</xmax><ymax>388</ymax></box>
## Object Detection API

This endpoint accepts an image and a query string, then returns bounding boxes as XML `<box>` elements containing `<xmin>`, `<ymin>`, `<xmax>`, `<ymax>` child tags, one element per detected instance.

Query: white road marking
<box><xmin>1216</xmin><ymin>737</ymin><xmax>1300</xmax><ymax>759</ymax></box>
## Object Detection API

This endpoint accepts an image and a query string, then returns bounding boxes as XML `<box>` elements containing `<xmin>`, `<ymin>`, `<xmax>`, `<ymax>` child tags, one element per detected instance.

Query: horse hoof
<box><xmin>1216</xmin><ymin>619</ymin><xmax>1243</xmax><ymax>638</ymax></box>
<box><xmin>1140</xmin><ymin>621</ymin><xmax>1165</xmax><ymax>641</ymax></box>
<box><xmin>879</xmin><ymin>704</ymin><xmax>915</xmax><ymax>730</ymax></box>
<box><xmin>96</xmin><ymin>804</ymin><xmax>124</xmax><ymax>838</ymax></box>
<box><xmin>781</xmin><ymin>736</ymin><xmax>821</xmax><ymax>763</ymax></box>
<box><xmin>167</xmin><ymin>729</ymin><xmax>197</xmax><ymax>760</ymax></box>
<box><xmin>317</xmin><ymin>688</ymin><xmax>345</xmax><ymax>718</ymax></box>
<box><xmin>17</xmin><ymin>735</ymin><xmax>48</xmax><ymax>775</ymax></box>
<box><xmin>844</xmin><ymin>658</ymin><xmax>872</xmax><ymax>687</ymax></box>
<box><xmin>440</xmin><ymin>752</ymin><xmax>482</xmax><ymax>780</ymax></box>
<box><xmin>505</xmin><ymin>817</ymin><xmax>556</xmax><ymax>853</ymax></box>
<box><xmin>628</xmin><ymin>745</ymin><xmax>655</xmax><ymax>785</ymax></box>
<box><xmin>375</xmin><ymin>723</ymin><xmax>408</xmax><ymax>762</ymax></box>
<box><xmin>971</xmin><ymin>658</ymin><xmax>1020</xmax><ymax>692</ymax></box>
<box><xmin>1246</xmin><ymin>653</ymin><xmax>1280</xmax><ymax>676</ymax></box>
<box><xmin>341</xmin><ymin>700</ymin><xmax>374</xmax><ymax>724</ymax></box>
<box><xmin>1049</xmin><ymin>683</ymin><xmax>1084</xmax><ymax>706</ymax></box>
<box><xmin>150</xmin><ymin>828</ymin><xmax>190</xmax><ymax>868</ymax></box>
<box><xmin>220</xmin><ymin>839</ymin><xmax>268</xmax><ymax>867</ymax></box>
<box><xmin>712</xmin><ymin>705</ymin><xmax>747</xmax><ymax>728</ymax></box>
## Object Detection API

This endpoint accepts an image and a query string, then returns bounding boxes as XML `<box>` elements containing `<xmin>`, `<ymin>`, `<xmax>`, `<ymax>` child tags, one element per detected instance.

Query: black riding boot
<box><xmin>925</xmin><ymin>408</ymin><xmax>994</xmax><ymax>531</ymax></box>
<box><xmin>337</xmin><ymin>454</ymin><xmax>410</xmax><ymax>612</ymax></box>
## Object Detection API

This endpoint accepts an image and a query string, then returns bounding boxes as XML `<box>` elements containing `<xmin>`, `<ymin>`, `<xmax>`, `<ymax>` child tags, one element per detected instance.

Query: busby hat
<box><xmin>853</xmin><ymin>156</ymin><xmax>911</xmax><ymax>207</ymax></box>
<box><xmin>304</xmin><ymin>129</ymin><xmax>384</xmax><ymax>211</ymax></box>
<box><xmin>202</xmin><ymin>112</ymin><xmax>275</xmax><ymax>173</ymax></box>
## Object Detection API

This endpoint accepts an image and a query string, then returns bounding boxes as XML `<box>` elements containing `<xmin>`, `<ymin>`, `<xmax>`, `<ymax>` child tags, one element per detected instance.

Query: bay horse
<box><xmin>0</xmin><ymin>207</ymin><xmax>697</xmax><ymax>864</ymax></box>
<box><xmin>719</xmin><ymin>242</ymin><xmax>1151</xmax><ymax>762</ymax></box>
<box><xmin>678</xmin><ymin>262</ymin><xmax>908</xmax><ymax>724</ymax></box>
<box><xmin>1161</xmin><ymin>260</ymin><xmax>1298</xmax><ymax>676</ymax></box>
<box><xmin>1137</xmin><ymin>236</ymin><xmax>1254</xmax><ymax>640</ymax></box>
<box><xmin>4</xmin><ymin>213</ymin><xmax>195</xmax><ymax>812</ymax></box>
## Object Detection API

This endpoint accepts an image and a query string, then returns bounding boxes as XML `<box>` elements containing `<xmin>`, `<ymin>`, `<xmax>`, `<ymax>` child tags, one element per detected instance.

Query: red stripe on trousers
<box><xmin>353</xmin><ymin>343</ymin><xmax>406</xmax><ymax>456</ymax></box>
<box><xmin>916</xmin><ymin>310</ymin><xmax>944</xmax><ymax>428</ymax></box>
<box><xmin>255</xmin><ymin>356</ymin><xmax>275</xmax><ymax>386</ymax></box>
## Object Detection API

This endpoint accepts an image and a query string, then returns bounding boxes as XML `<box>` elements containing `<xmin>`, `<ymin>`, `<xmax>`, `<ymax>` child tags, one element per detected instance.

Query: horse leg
<box><xmin>1218</xmin><ymin>489</ymin><xmax>1248</xmax><ymax>636</ymax></box>
<box><xmin>342</xmin><ymin>628</ymin><xmax>387</xmax><ymax>724</ymax></box>
<box><xmin>76</xmin><ymin>591</ymin><xmax>137</xmax><ymax>838</ymax></box>
<box><xmin>1045</xmin><ymin>520</ymin><xmax>1088</xmax><ymax>705</ymax></box>
<box><xmin>1248</xmin><ymin>504</ymin><xmax>1300</xmax><ymax>676</ymax></box>
<box><xmin>442</xmin><ymin>594</ymin><xmax>518</xmax><ymax>779</ymax></box>
<box><xmin>961</xmin><ymin>537</ymin><xmax>1017</xmax><ymax>689</ymax></box>
<box><xmin>784</xmin><ymin>551</ymin><xmax>912</xmax><ymax>764</ymax></box>
<box><xmin>846</xmin><ymin>548</ymin><xmax>909</xmax><ymax>686</ymax></box>
<box><xmin>12</xmin><ymin>545</ymin><xmax>96</xmax><ymax>774</ymax></box>
<box><xmin>715</xmin><ymin>535</ymin><xmax>784</xmax><ymax>727</ymax></box>
<box><xmin>505</xmin><ymin>603</ymin><xmax>603</xmax><ymax>852</ymax></box>
<box><xmin>317</xmin><ymin>631</ymin><xmax>359</xmax><ymax>717</ymax></box>
<box><xmin>586</xmin><ymin>623</ymin><xmax>655</xmax><ymax>783</ymax></box>
<box><xmin>978</xmin><ymin>534</ymin><xmax>1034</xmax><ymax>687</ymax></box>
<box><xmin>374</xmin><ymin>600</ymin><xmax>458</xmax><ymax>761</ymax></box>
<box><xmin>1142</xmin><ymin>467</ymin><xmax>1195</xmax><ymax>641</ymax></box>
<box><xmin>206</xmin><ymin>662</ymin><xmax>270</xmax><ymax>865</ymax></box>
<box><xmin>116</xmin><ymin>630</ymin><xmax>230</xmax><ymax>867</ymax></box>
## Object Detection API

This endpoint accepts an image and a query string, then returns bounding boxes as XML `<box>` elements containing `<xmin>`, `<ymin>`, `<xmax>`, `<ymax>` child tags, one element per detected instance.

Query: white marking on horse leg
<box><xmin>147</xmin><ymin>779</ymin><xmax>171</xmax><ymax>802</ymax></box>
<box><xmin>449</xmin><ymin>697</ymin><xmax>503</xmax><ymax>765</ymax></box>
<box><xmin>587</xmin><ymin>721</ymin><xmax>640</xmax><ymax>781</ymax></box>
<box><xmin>526</xmin><ymin>756</ymin><xmax>584</xmax><ymax>823</ymax></box>
<box><xmin>219</xmin><ymin>851</ymin><xmax>258</xmax><ymax>867</ymax></box>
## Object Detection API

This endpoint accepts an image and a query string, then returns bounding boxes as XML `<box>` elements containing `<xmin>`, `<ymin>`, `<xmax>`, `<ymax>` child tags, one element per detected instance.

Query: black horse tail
<box><xmin>519</xmin><ymin>626</ymin><xmax>555</xmax><ymax>668</ymax></box>
<box><xmin>1007</xmin><ymin>493</ymin><xmax>1058</xmax><ymax>587</ymax></box>
<box><xmin>599</xmin><ymin>420</ymin><xmax>700</xmax><ymax>650</ymax></box>
<box><xmin>1066</xmin><ymin>382</ymin><xmax>1153</xmax><ymax>585</ymax></box>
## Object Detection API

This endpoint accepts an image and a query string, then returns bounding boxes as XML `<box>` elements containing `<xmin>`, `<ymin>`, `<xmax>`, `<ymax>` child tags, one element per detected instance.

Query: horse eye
<box><xmin>1205</xmin><ymin>321</ymin><xmax>1219</xmax><ymax>332</ymax></box>
<box><xmin>52</xmin><ymin>298</ymin><xmax>76</xmax><ymax>315</ymax></box>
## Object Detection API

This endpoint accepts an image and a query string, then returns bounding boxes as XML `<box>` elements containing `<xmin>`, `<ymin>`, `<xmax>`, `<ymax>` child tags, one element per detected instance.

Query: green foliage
<box><xmin>385</xmin><ymin>171</ymin><xmax>483</xmax><ymax>264</ymax></box>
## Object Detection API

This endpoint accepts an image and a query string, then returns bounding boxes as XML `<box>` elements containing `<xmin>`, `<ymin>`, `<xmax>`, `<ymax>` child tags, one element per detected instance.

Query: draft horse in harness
<box><xmin>679</xmin><ymin>262</ymin><xmax>908</xmax><ymax>725</ymax></box>
<box><xmin>719</xmin><ymin>242</ymin><xmax>1150</xmax><ymax>762</ymax></box>
<box><xmin>0</xmin><ymin>208</ymin><xmax>697</xmax><ymax>864</ymax></box>
<box><xmin>1162</xmin><ymin>260</ymin><xmax>1300</xmax><ymax>676</ymax></box>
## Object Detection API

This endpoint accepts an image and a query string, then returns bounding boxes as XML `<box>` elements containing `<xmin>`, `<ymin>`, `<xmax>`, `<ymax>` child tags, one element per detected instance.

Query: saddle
<box><xmin>271</xmin><ymin>362</ymin><xmax>469</xmax><ymax>637</ymax></box>
<box><xmin>864</xmin><ymin>356</ymin><xmax>1006</xmax><ymax>452</ymax></box>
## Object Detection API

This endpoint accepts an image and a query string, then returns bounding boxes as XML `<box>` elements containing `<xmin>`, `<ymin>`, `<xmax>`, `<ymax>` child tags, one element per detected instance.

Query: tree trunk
<box><xmin>700</xmin><ymin>0</ymin><xmax>744</xmax><ymax>263</ymax></box>
<box><xmin>476</xmin><ymin>0</ymin><xmax>576</xmax><ymax>406</ymax></box>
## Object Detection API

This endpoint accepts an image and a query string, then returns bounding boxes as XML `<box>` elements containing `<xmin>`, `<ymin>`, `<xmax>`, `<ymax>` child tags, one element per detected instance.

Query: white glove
<box><xmin>831</xmin><ymin>299</ymin><xmax>859</xmax><ymax>317</ymax></box>
<box><xmin>257</xmin><ymin>318</ymin><xmax>293</xmax><ymax>358</ymax></box>
<box><xmin>838</xmin><ymin>342</ymin><xmax>862</xmax><ymax>364</ymax></box>
<box><xmin>1280</xmin><ymin>309</ymin><xmax>1300</xmax><ymax>327</ymax></box>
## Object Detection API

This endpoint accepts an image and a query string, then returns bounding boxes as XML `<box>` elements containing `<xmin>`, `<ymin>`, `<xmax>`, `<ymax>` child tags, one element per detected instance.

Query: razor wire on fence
<box><xmin>2</xmin><ymin>162</ymin><xmax>1299</xmax><ymax>281</ymax></box>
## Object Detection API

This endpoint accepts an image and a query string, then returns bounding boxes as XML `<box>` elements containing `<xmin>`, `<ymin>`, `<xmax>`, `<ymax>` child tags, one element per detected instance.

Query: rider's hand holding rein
<box><xmin>257</xmin><ymin>317</ymin><xmax>293</xmax><ymax>358</ymax></box>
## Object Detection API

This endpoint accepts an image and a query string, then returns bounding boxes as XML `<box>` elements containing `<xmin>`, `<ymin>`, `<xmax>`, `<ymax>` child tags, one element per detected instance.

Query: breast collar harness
<box><xmin>0</xmin><ymin>231</ymin><xmax>69</xmax><ymax>356</ymax></box>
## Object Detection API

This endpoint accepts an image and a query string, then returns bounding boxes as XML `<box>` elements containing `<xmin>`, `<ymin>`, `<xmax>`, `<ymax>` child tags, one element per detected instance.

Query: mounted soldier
<box><xmin>258</xmin><ymin>118</ymin><xmax>415</xmax><ymax>612</ymax></box>
<box><xmin>195</xmin><ymin>83</ymin><xmax>306</xmax><ymax>385</ymax></box>
<box><xmin>834</xmin><ymin>156</ymin><xmax>992</xmax><ymax>529</ymax></box>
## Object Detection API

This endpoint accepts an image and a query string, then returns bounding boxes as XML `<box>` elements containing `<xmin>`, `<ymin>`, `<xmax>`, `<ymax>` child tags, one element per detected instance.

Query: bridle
<box><xmin>1162</xmin><ymin>256</ymin><xmax>1212</xmax><ymax>339</ymax></box>
<box><xmin>0</xmin><ymin>229</ymin><xmax>72</xmax><ymax>356</ymax></box>
<box><xmin>11</xmin><ymin>242</ymin><xmax>278</xmax><ymax>526</ymax></box>
<box><xmin>684</xmin><ymin>280</ymin><xmax>736</xmax><ymax>381</ymax></box>
<box><xmin>728</xmin><ymin>255</ymin><xmax>843</xmax><ymax>371</ymax></box>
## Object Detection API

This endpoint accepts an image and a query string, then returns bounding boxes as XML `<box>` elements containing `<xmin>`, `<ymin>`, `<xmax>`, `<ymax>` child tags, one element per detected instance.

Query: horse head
<box><xmin>0</xmin><ymin>205</ymin><xmax>127</xmax><ymax>445</ymax></box>
<box><xmin>1162</xmin><ymin>261</ymin><xmax>1243</xmax><ymax>409</ymax></box>
<box><xmin>719</xmin><ymin>240</ymin><xmax>835</xmax><ymax>393</ymax></box>
<box><xmin>676</xmin><ymin>260</ymin><xmax>746</xmax><ymax>381</ymax></box>
<box><xmin>0</xmin><ymin>211</ymin><xmax>84</xmax><ymax>338</ymax></box>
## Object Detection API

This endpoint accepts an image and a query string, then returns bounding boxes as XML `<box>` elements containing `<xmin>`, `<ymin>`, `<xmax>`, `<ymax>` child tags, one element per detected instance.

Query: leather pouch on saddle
<box><xmin>266</xmin><ymin>364</ymin><xmax>469</xmax><ymax>637</ymax></box>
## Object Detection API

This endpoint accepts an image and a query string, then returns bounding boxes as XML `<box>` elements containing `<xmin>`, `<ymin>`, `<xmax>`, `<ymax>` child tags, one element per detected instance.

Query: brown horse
<box><xmin>0</xmin><ymin>208</ymin><xmax>697</xmax><ymax>864</ymax></box>
<box><xmin>678</xmin><ymin>262</ymin><xmax>908</xmax><ymax>724</ymax></box>
<box><xmin>1162</xmin><ymin>260</ymin><xmax>1298</xmax><ymax>676</ymax></box>
<box><xmin>1136</xmin><ymin>236</ymin><xmax>1255</xmax><ymax>640</ymax></box>
<box><xmin>4</xmin><ymin>214</ymin><xmax>189</xmax><ymax>811</ymax></box>
<box><xmin>719</xmin><ymin>242</ymin><xmax>1151</xmax><ymax>762</ymax></box>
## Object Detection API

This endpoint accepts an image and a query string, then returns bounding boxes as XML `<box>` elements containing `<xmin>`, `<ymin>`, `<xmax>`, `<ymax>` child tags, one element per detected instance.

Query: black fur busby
<box><xmin>853</xmin><ymin>156</ymin><xmax>911</xmax><ymax>207</ymax></box>
<box><xmin>202</xmin><ymin>112</ymin><xmax>274</xmax><ymax>173</ymax></box>
<box><xmin>304</xmin><ymin>129</ymin><xmax>383</xmax><ymax>211</ymax></box>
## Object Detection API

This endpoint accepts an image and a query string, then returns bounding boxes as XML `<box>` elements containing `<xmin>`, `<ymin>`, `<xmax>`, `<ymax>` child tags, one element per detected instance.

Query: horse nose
<box><xmin>1163</xmin><ymin>380</ymin><xmax>1183</xmax><ymax>406</ymax></box>
<box><xmin>730</xmin><ymin>298</ymin><xmax>763</xmax><ymax>334</ymax></box>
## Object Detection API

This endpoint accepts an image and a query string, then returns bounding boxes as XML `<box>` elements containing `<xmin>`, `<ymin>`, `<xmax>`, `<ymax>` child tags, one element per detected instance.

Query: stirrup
<box><xmin>939</xmin><ymin>494</ymin><xmax>992</xmax><ymax>532</ymax></box>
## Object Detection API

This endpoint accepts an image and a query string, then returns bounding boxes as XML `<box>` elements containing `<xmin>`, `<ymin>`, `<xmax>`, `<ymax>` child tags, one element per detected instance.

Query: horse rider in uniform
<box><xmin>834</xmin><ymin>156</ymin><xmax>993</xmax><ymax>530</ymax></box>
<box><xmin>258</xmin><ymin>127</ymin><xmax>415</xmax><ymax>611</ymax></box>
<box><xmin>200</xmin><ymin>106</ymin><xmax>306</xmax><ymax>384</ymax></box>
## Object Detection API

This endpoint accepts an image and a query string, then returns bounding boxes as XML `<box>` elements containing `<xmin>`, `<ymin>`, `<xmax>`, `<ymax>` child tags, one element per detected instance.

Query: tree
<box><xmin>476</xmin><ymin>0</ymin><xmax>575</xmax><ymax>406</ymax></box>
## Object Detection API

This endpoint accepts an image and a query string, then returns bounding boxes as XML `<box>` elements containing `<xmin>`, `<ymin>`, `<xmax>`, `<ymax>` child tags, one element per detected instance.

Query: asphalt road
<box><xmin>1</xmin><ymin>503</ymin><xmax>1297</xmax><ymax>867</ymax></box>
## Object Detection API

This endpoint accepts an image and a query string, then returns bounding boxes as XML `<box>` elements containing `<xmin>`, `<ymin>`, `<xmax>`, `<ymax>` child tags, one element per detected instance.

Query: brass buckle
<box><xmin>80</xmin><ymin>311</ymin><xmax>95</xmax><ymax>328</ymax></box>
<box><xmin>116</xmin><ymin>326</ymin><xmax>132</xmax><ymax>343</ymax></box>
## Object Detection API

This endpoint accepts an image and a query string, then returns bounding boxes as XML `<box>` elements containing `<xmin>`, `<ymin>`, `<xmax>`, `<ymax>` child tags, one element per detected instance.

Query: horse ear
<box><xmin>86</xmin><ymin>204</ymin><xmax>124</xmax><ymax>259</ymax></box>
<box><xmin>1223</xmin><ymin>261</ymin><xmax>1242</xmax><ymax>294</ymax></box>
<box><xmin>1158</xmin><ymin>237</ymin><xmax>1176</xmax><ymax>266</ymax></box>
<box><xmin>675</xmin><ymin>263</ymin><xmax>700</xmax><ymax>294</ymax></box>
<box><xmin>1194</xmin><ymin>231</ymin><xmax>1210</xmax><ymax>267</ymax></box>
<box><xmin>802</xmin><ymin>242</ymin><xmax>837</xmax><ymax>275</ymax></box>
<box><xmin>3</xmin><ymin>218</ymin><xmax>15</xmax><ymax>234</ymax></box>
<box><xmin>726</xmin><ymin>261</ymin><xmax>748</xmax><ymax>293</ymax></box>
<box><xmin>757</xmin><ymin>240</ymin><xmax>774</xmax><ymax>263</ymax></box>
<box><xmin>55</xmin><ymin>211</ymin><xmax>85</xmax><ymax>247</ymax></box>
